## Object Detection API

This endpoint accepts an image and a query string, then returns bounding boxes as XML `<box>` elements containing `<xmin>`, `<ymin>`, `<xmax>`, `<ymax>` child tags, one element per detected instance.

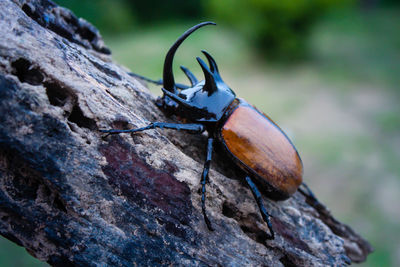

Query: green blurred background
<box><xmin>2</xmin><ymin>0</ymin><xmax>399</xmax><ymax>266</ymax></box>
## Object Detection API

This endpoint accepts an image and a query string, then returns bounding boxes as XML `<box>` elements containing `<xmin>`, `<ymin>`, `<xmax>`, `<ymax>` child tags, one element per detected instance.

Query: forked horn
<box><xmin>163</xmin><ymin>22</ymin><xmax>216</xmax><ymax>94</ymax></box>
<box><xmin>197</xmin><ymin>51</ymin><xmax>223</xmax><ymax>95</ymax></box>
<box><xmin>197</xmin><ymin>57</ymin><xmax>218</xmax><ymax>95</ymax></box>
<box><xmin>201</xmin><ymin>50</ymin><xmax>220</xmax><ymax>74</ymax></box>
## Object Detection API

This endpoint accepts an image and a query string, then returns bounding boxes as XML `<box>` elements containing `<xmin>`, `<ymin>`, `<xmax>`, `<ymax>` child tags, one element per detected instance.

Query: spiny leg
<box><xmin>130</xmin><ymin>64</ymin><xmax>199</xmax><ymax>90</ymax></box>
<box><xmin>245</xmin><ymin>176</ymin><xmax>274</xmax><ymax>240</ymax></box>
<box><xmin>100</xmin><ymin>122</ymin><xmax>204</xmax><ymax>137</ymax></box>
<box><xmin>161</xmin><ymin>88</ymin><xmax>195</xmax><ymax>108</ymax></box>
<box><xmin>201</xmin><ymin>137</ymin><xmax>214</xmax><ymax>231</ymax></box>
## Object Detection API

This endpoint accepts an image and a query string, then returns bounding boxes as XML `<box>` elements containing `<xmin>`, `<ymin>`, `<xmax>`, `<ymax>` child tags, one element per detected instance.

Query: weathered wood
<box><xmin>0</xmin><ymin>0</ymin><xmax>372</xmax><ymax>266</ymax></box>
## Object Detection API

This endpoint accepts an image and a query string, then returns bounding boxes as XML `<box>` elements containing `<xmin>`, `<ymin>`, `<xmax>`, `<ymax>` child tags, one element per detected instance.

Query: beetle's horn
<box><xmin>197</xmin><ymin>51</ymin><xmax>225</xmax><ymax>95</ymax></box>
<box><xmin>201</xmin><ymin>50</ymin><xmax>220</xmax><ymax>75</ymax></box>
<box><xmin>197</xmin><ymin>57</ymin><xmax>218</xmax><ymax>95</ymax></box>
<box><xmin>163</xmin><ymin>22</ymin><xmax>216</xmax><ymax>94</ymax></box>
<box><xmin>180</xmin><ymin>65</ymin><xmax>198</xmax><ymax>87</ymax></box>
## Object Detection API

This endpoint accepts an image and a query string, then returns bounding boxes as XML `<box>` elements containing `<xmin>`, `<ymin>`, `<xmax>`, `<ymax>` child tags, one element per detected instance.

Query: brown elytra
<box><xmin>218</xmin><ymin>99</ymin><xmax>303</xmax><ymax>200</ymax></box>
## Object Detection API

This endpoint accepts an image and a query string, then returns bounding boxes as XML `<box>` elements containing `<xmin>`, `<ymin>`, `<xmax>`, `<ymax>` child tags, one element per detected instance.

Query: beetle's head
<box><xmin>158</xmin><ymin>22</ymin><xmax>236</xmax><ymax>122</ymax></box>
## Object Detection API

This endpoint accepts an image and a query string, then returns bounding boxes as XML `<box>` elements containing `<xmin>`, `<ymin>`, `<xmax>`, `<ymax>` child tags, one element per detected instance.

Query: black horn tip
<box><xmin>197</xmin><ymin>57</ymin><xmax>218</xmax><ymax>94</ymax></box>
<box><xmin>201</xmin><ymin>21</ymin><xmax>216</xmax><ymax>26</ymax></box>
<box><xmin>200</xmin><ymin>50</ymin><xmax>219</xmax><ymax>73</ymax></box>
<box><xmin>200</xmin><ymin>50</ymin><xmax>210</xmax><ymax>60</ymax></box>
<box><xmin>163</xmin><ymin>21</ymin><xmax>216</xmax><ymax>94</ymax></box>
<box><xmin>196</xmin><ymin>57</ymin><xmax>211</xmax><ymax>74</ymax></box>
<box><xmin>180</xmin><ymin>65</ymin><xmax>198</xmax><ymax>86</ymax></box>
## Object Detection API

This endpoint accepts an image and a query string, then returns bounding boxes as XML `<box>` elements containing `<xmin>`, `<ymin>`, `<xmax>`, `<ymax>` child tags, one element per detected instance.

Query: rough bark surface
<box><xmin>0</xmin><ymin>0</ymin><xmax>372</xmax><ymax>266</ymax></box>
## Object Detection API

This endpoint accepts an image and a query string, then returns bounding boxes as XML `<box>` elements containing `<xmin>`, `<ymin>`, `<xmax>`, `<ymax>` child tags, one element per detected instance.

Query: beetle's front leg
<box><xmin>128</xmin><ymin>72</ymin><xmax>190</xmax><ymax>89</ymax></box>
<box><xmin>245</xmin><ymin>176</ymin><xmax>275</xmax><ymax>240</ymax></box>
<box><xmin>100</xmin><ymin>122</ymin><xmax>205</xmax><ymax>137</ymax></box>
<box><xmin>201</xmin><ymin>137</ymin><xmax>214</xmax><ymax>231</ymax></box>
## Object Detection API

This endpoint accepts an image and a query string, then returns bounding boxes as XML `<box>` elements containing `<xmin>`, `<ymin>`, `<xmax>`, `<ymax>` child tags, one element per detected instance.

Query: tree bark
<box><xmin>0</xmin><ymin>0</ymin><xmax>372</xmax><ymax>266</ymax></box>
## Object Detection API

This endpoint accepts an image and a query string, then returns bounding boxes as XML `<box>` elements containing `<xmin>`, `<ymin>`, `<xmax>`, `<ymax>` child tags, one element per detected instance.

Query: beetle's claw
<box><xmin>99</xmin><ymin>129</ymin><xmax>112</xmax><ymax>138</ymax></box>
<box><xmin>204</xmin><ymin>214</ymin><xmax>214</xmax><ymax>231</ymax></box>
<box><xmin>265</xmin><ymin>231</ymin><xmax>275</xmax><ymax>240</ymax></box>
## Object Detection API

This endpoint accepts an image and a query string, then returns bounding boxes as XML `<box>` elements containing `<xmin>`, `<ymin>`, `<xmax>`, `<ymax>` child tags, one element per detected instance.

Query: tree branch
<box><xmin>0</xmin><ymin>0</ymin><xmax>372</xmax><ymax>265</ymax></box>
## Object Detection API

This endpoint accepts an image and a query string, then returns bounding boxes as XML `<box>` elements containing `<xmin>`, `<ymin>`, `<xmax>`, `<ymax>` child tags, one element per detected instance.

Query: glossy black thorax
<box><xmin>174</xmin><ymin>80</ymin><xmax>236</xmax><ymax>122</ymax></box>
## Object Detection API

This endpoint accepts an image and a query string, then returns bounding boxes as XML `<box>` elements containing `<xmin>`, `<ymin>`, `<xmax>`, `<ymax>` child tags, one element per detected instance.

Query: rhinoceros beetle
<box><xmin>101</xmin><ymin>22</ymin><xmax>319</xmax><ymax>239</ymax></box>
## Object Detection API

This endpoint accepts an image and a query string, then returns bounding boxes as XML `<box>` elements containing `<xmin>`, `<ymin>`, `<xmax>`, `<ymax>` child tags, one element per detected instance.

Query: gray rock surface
<box><xmin>0</xmin><ymin>0</ymin><xmax>372</xmax><ymax>265</ymax></box>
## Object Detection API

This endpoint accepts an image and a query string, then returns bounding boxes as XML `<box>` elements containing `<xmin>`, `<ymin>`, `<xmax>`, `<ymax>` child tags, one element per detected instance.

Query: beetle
<box><xmin>101</xmin><ymin>22</ymin><xmax>318</xmax><ymax>239</ymax></box>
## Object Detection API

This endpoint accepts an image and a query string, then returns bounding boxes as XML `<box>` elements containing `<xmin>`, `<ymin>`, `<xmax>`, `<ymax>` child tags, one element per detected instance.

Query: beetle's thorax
<box><xmin>174</xmin><ymin>80</ymin><xmax>235</xmax><ymax>122</ymax></box>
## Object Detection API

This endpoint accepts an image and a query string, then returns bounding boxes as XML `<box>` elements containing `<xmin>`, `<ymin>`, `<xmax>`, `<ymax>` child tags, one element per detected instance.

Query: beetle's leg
<box><xmin>161</xmin><ymin>88</ymin><xmax>195</xmax><ymax>108</ymax></box>
<box><xmin>100</xmin><ymin>122</ymin><xmax>204</xmax><ymax>137</ymax></box>
<box><xmin>180</xmin><ymin>65</ymin><xmax>198</xmax><ymax>87</ymax></box>
<box><xmin>245</xmin><ymin>176</ymin><xmax>274</xmax><ymax>240</ymax></box>
<box><xmin>299</xmin><ymin>182</ymin><xmax>321</xmax><ymax>206</ymax></box>
<box><xmin>201</xmin><ymin>137</ymin><xmax>214</xmax><ymax>231</ymax></box>
<box><xmin>129</xmin><ymin>72</ymin><xmax>163</xmax><ymax>86</ymax></box>
<box><xmin>128</xmin><ymin>72</ymin><xmax>190</xmax><ymax>89</ymax></box>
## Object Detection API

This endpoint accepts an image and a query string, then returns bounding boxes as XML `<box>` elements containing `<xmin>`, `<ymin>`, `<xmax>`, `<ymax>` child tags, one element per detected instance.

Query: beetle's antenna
<box><xmin>163</xmin><ymin>22</ymin><xmax>216</xmax><ymax>94</ymax></box>
<box><xmin>197</xmin><ymin>57</ymin><xmax>218</xmax><ymax>95</ymax></box>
